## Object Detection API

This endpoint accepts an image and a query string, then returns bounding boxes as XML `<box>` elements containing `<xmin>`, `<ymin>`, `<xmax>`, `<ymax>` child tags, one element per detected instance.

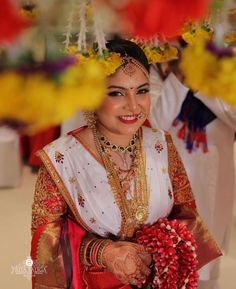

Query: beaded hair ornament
<box><xmin>119</xmin><ymin>57</ymin><xmax>149</xmax><ymax>79</ymax></box>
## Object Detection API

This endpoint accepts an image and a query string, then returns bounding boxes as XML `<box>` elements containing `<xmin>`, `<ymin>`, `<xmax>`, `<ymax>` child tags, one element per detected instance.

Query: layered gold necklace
<box><xmin>93</xmin><ymin>127</ymin><xmax>149</xmax><ymax>239</ymax></box>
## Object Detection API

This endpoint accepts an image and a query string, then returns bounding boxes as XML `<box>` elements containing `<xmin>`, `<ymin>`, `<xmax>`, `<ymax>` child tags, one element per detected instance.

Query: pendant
<box><xmin>135</xmin><ymin>206</ymin><xmax>148</xmax><ymax>223</ymax></box>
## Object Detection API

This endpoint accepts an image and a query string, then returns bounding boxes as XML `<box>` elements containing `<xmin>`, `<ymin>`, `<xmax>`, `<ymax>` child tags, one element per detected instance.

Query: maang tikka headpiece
<box><xmin>120</xmin><ymin>57</ymin><xmax>149</xmax><ymax>79</ymax></box>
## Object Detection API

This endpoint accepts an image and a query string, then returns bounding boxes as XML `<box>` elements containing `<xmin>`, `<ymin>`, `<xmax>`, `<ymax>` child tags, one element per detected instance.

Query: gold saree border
<box><xmin>165</xmin><ymin>131</ymin><xmax>196</xmax><ymax>205</ymax></box>
<box><xmin>37</xmin><ymin>149</ymin><xmax>95</xmax><ymax>233</ymax></box>
<box><xmin>165</xmin><ymin>131</ymin><xmax>222</xmax><ymax>266</ymax></box>
<box><xmin>34</xmin><ymin>222</ymin><xmax>67</xmax><ymax>289</ymax></box>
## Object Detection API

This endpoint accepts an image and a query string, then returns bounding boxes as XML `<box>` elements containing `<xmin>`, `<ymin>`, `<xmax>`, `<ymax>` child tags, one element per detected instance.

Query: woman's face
<box><xmin>96</xmin><ymin>63</ymin><xmax>150</xmax><ymax>138</ymax></box>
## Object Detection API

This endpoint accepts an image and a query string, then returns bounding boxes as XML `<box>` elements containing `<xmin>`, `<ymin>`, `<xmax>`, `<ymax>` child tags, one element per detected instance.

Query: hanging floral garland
<box><xmin>0</xmin><ymin>55</ymin><xmax>106</xmax><ymax>133</ymax></box>
<box><xmin>0</xmin><ymin>1</ymin><xmax>107</xmax><ymax>133</ymax></box>
<box><xmin>181</xmin><ymin>22</ymin><xmax>214</xmax><ymax>45</ymax></box>
<box><xmin>180</xmin><ymin>0</ymin><xmax>236</xmax><ymax>106</ymax></box>
<box><xmin>131</xmin><ymin>37</ymin><xmax>178</xmax><ymax>64</ymax></box>
<box><xmin>64</xmin><ymin>0</ymin><xmax>122</xmax><ymax>76</ymax></box>
<box><xmin>180</xmin><ymin>40</ymin><xmax>236</xmax><ymax>105</ymax></box>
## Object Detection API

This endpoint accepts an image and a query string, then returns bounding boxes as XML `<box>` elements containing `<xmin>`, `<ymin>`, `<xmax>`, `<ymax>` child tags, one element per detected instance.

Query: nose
<box><xmin>126</xmin><ymin>92</ymin><xmax>139</xmax><ymax>113</ymax></box>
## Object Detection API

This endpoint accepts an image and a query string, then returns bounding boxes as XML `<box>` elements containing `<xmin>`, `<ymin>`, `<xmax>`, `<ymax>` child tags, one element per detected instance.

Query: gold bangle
<box><xmin>90</xmin><ymin>239</ymin><xmax>103</xmax><ymax>267</ymax></box>
<box><xmin>80</xmin><ymin>237</ymin><xmax>97</xmax><ymax>266</ymax></box>
<box><xmin>97</xmin><ymin>240</ymin><xmax>113</xmax><ymax>268</ymax></box>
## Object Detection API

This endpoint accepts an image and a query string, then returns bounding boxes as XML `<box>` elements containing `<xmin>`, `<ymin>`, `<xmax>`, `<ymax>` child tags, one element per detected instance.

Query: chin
<box><xmin>118</xmin><ymin>123</ymin><xmax>142</xmax><ymax>135</ymax></box>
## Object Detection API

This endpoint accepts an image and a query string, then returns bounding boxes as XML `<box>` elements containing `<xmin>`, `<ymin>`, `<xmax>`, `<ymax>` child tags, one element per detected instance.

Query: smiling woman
<box><xmin>31</xmin><ymin>39</ymin><xmax>221</xmax><ymax>289</ymax></box>
<box><xmin>96</xmin><ymin>57</ymin><xmax>150</xmax><ymax>142</ymax></box>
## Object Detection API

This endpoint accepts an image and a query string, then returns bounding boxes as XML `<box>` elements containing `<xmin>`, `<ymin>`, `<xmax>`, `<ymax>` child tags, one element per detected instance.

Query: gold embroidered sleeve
<box><xmin>31</xmin><ymin>164</ymin><xmax>67</xmax><ymax>235</ymax></box>
<box><xmin>165</xmin><ymin>132</ymin><xmax>196</xmax><ymax>210</ymax></box>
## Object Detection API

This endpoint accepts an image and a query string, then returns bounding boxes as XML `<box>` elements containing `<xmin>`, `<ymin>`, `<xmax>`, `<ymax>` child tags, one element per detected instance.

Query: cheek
<box><xmin>140</xmin><ymin>95</ymin><xmax>151</xmax><ymax>112</ymax></box>
<box><xmin>96</xmin><ymin>99</ymin><xmax>121</xmax><ymax>117</ymax></box>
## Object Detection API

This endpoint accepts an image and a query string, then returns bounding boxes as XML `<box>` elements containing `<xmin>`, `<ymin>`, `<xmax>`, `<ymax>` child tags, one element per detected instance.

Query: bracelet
<box><xmin>80</xmin><ymin>236</ymin><xmax>113</xmax><ymax>268</ymax></box>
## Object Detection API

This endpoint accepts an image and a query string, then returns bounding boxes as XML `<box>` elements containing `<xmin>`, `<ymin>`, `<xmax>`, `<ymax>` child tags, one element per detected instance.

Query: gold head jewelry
<box><xmin>83</xmin><ymin>111</ymin><xmax>96</xmax><ymax>128</ymax></box>
<box><xmin>120</xmin><ymin>57</ymin><xmax>149</xmax><ymax>80</ymax></box>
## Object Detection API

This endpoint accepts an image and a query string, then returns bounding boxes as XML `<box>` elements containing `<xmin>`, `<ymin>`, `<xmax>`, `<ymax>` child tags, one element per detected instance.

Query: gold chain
<box><xmin>93</xmin><ymin>127</ymin><xmax>149</xmax><ymax>239</ymax></box>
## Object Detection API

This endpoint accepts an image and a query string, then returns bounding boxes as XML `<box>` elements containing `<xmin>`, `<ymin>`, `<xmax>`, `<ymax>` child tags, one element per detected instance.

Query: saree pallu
<box><xmin>31</xmin><ymin>216</ymin><xmax>131</xmax><ymax>289</ymax></box>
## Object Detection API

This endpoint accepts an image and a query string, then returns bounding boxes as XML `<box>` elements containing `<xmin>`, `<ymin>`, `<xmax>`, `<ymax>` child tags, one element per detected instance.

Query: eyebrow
<box><xmin>107</xmin><ymin>82</ymin><xmax>149</xmax><ymax>90</ymax></box>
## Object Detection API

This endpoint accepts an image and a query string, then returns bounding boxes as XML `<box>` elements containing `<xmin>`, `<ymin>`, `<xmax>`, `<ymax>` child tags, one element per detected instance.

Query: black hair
<box><xmin>106</xmin><ymin>39</ymin><xmax>150</xmax><ymax>73</ymax></box>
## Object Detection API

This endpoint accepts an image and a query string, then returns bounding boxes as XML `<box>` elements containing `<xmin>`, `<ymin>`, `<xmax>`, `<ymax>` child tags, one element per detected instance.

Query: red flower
<box><xmin>135</xmin><ymin>218</ymin><xmax>199</xmax><ymax>288</ymax></box>
<box><xmin>117</xmin><ymin>0</ymin><xmax>211</xmax><ymax>39</ymax></box>
<box><xmin>0</xmin><ymin>0</ymin><xmax>27</xmax><ymax>43</ymax></box>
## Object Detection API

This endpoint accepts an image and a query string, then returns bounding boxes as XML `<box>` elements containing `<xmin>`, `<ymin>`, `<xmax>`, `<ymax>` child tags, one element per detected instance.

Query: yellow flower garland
<box><xmin>142</xmin><ymin>44</ymin><xmax>178</xmax><ymax>64</ymax></box>
<box><xmin>180</xmin><ymin>40</ymin><xmax>236</xmax><ymax>105</ymax></box>
<box><xmin>0</xmin><ymin>60</ymin><xmax>106</xmax><ymax>134</ymax></box>
<box><xmin>181</xmin><ymin>22</ymin><xmax>214</xmax><ymax>45</ymax></box>
<box><xmin>67</xmin><ymin>46</ymin><xmax>122</xmax><ymax>76</ymax></box>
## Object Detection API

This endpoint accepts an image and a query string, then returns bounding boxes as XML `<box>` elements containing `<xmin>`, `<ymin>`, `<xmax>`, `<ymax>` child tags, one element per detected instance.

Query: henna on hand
<box><xmin>102</xmin><ymin>241</ymin><xmax>151</xmax><ymax>284</ymax></box>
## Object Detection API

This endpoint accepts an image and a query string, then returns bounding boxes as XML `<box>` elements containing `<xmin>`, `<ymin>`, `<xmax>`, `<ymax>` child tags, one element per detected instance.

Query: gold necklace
<box><xmin>93</xmin><ymin>128</ymin><xmax>149</xmax><ymax>239</ymax></box>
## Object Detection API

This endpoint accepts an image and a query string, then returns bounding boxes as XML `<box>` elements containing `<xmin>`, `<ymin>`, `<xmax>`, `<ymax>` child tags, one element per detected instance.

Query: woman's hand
<box><xmin>102</xmin><ymin>241</ymin><xmax>151</xmax><ymax>285</ymax></box>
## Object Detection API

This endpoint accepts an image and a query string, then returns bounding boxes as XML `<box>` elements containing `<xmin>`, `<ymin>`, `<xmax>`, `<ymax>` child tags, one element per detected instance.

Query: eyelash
<box><xmin>137</xmin><ymin>88</ymin><xmax>149</xmax><ymax>94</ymax></box>
<box><xmin>108</xmin><ymin>88</ymin><xmax>149</xmax><ymax>97</ymax></box>
<box><xmin>108</xmin><ymin>91</ymin><xmax>124</xmax><ymax>97</ymax></box>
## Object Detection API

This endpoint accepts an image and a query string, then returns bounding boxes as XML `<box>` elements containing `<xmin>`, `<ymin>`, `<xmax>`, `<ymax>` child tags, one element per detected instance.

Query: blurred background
<box><xmin>0</xmin><ymin>0</ymin><xmax>235</xmax><ymax>288</ymax></box>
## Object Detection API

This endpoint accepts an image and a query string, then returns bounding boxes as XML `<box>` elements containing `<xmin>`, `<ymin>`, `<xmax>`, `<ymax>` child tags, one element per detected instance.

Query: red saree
<box><xmin>31</xmin><ymin>132</ymin><xmax>221</xmax><ymax>289</ymax></box>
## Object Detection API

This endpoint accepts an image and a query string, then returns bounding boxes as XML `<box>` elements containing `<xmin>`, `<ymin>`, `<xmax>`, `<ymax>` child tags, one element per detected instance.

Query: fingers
<box><xmin>131</xmin><ymin>243</ymin><xmax>146</xmax><ymax>253</ymax></box>
<box><xmin>126</xmin><ymin>256</ymin><xmax>151</xmax><ymax>285</ymax></box>
<box><xmin>106</xmin><ymin>242</ymin><xmax>151</xmax><ymax>286</ymax></box>
<box><xmin>138</xmin><ymin>252</ymin><xmax>152</xmax><ymax>266</ymax></box>
<box><xmin>139</xmin><ymin>261</ymin><xmax>151</xmax><ymax>277</ymax></box>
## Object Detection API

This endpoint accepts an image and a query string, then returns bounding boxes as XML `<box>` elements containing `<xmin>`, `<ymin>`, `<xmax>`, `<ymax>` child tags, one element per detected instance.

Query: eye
<box><xmin>108</xmin><ymin>91</ymin><xmax>124</xmax><ymax>97</ymax></box>
<box><xmin>137</xmin><ymin>88</ymin><xmax>149</xmax><ymax>94</ymax></box>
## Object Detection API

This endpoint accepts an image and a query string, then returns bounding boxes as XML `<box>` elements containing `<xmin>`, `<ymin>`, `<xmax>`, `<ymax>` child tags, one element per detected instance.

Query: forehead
<box><xmin>107</xmin><ymin>66</ymin><xmax>149</xmax><ymax>88</ymax></box>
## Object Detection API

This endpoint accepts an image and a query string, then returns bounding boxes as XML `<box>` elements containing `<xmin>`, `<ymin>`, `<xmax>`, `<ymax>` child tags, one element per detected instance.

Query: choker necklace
<box><xmin>99</xmin><ymin>133</ymin><xmax>137</xmax><ymax>153</ymax></box>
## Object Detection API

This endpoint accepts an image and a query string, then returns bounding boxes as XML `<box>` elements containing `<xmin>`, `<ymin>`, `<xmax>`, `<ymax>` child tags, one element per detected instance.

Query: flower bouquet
<box><xmin>133</xmin><ymin>218</ymin><xmax>199</xmax><ymax>289</ymax></box>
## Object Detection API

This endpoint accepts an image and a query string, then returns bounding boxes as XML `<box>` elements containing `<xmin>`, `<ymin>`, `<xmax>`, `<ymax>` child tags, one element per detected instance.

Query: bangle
<box><xmin>90</xmin><ymin>239</ymin><xmax>104</xmax><ymax>267</ymax></box>
<box><xmin>80</xmin><ymin>237</ymin><xmax>113</xmax><ymax>268</ymax></box>
<box><xmin>80</xmin><ymin>237</ymin><xmax>97</xmax><ymax>266</ymax></box>
<box><xmin>97</xmin><ymin>240</ymin><xmax>113</xmax><ymax>268</ymax></box>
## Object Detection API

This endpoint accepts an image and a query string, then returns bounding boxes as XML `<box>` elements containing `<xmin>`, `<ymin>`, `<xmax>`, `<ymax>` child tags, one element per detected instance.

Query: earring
<box><xmin>137</xmin><ymin>110</ymin><xmax>148</xmax><ymax>119</ymax></box>
<box><xmin>83</xmin><ymin>111</ymin><xmax>96</xmax><ymax>128</ymax></box>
